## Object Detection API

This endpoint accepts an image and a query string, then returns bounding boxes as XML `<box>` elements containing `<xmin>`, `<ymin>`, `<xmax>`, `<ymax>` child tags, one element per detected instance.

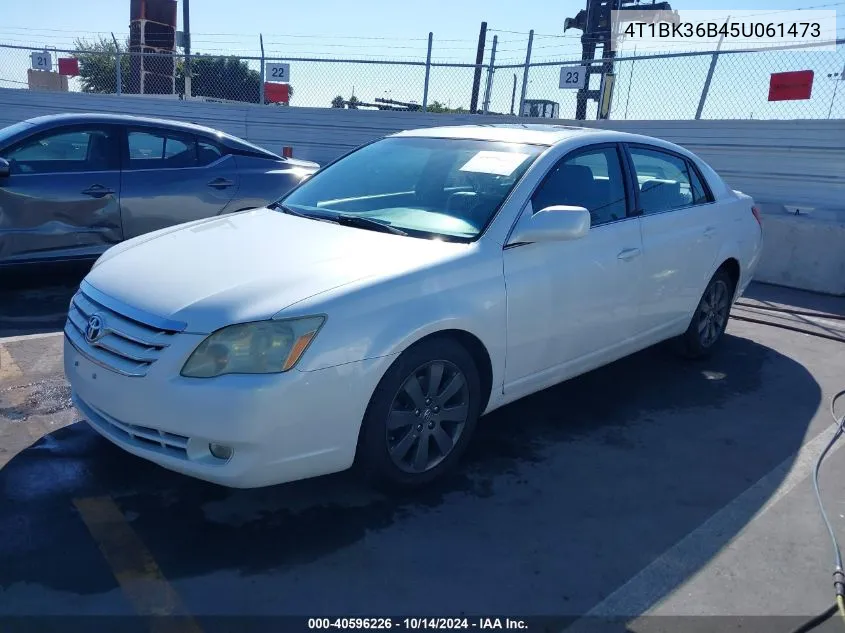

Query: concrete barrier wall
<box><xmin>1</xmin><ymin>88</ymin><xmax>844</xmax><ymax>294</ymax></box>
<box><xmin>3</xmin><ymin>88</ymin><xmax>843</xmax><ymax>211</ymax></box>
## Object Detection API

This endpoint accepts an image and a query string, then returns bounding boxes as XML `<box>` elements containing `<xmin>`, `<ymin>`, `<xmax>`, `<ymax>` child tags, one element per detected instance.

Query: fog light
<box><xmin>209</xmin><ymin>443</ymin><xmax>233</xmax><ymax>460</ymax></box>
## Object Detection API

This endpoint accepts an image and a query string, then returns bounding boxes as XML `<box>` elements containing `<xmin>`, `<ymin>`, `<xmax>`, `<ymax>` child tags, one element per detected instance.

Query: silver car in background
<box><xmin>0</xmin><ymin>113</ymin><xmax>318</xmax><ymax>267</ymax></box>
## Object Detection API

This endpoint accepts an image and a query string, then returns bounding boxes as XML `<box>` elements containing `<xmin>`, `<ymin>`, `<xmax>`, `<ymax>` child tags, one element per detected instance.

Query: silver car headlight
<box><xmin>180</xmin><ymin>316</ymin><xmax>325</xmax><ymax>378</ymax></box>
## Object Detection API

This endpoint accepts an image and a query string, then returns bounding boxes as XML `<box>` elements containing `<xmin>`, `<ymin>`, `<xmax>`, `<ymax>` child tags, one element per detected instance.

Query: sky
<box><xmin>1</xmin><ymin>0</ymin><xmax>843</xmax><ymax>118</ymax></box>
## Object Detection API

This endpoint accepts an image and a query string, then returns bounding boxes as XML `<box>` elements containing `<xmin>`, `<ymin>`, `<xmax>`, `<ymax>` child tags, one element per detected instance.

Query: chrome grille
<box><xmin>64</xmin><ymin>283</ymin><xmax>183</xmax><ymax>377</ymax></box>
<box><xmin>75</xmin><ymin>394</ymin><xmax>189</xmax><ymax>460</ymax></box>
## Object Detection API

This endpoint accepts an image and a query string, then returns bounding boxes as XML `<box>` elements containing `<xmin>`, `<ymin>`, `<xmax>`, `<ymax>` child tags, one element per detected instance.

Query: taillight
<box><xmin>751</xmin><ymin>205</ymin><xmax>762</xmax><ymax>229</ymax></box>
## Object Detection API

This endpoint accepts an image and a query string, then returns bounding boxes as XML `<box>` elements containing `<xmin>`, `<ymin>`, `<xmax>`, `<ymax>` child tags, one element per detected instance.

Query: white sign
<box><xmin>559</xmin><ymin>65</ymin><xmax>587</xmax><ymax>90</ymax></box>
<box><xmin>31</xmin><ymin>51</ymin><xmax>53</xmax><ymax>72</ymax></box>
<box><xmin>265</xmin><ymin>62</ymin><xmax>291</xmax><ymax>83</ymax></box>
<box><xmin>460</xmin><ymin>151</ymin><xmax>530</xmax><ymax>177</ymax></box>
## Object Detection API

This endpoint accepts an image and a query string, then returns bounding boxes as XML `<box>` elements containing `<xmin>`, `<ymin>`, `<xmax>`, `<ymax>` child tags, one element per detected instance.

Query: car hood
<box><xmin>85</xmin><ymin>208</ymin><xmax>469</xmax><ymax>333</ymax></box>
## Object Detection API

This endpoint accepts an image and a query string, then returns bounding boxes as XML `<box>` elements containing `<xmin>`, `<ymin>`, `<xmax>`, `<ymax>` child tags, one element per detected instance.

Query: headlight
<box><xmin>180</xmin><ymin>316</ymin><xmax>325</xmax><ymax>378</ymax></box>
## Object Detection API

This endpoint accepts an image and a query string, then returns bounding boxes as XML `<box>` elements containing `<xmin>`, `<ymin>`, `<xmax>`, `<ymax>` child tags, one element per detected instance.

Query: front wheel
<box><xmin>356</xmin><ymin>338</ymin><xmax>482</xmax><ymax>488</ymax></box>
<box><xmin>678</xmin><ymin>269</ymin><xmax>735</xmax><ymax>359</ymax></box>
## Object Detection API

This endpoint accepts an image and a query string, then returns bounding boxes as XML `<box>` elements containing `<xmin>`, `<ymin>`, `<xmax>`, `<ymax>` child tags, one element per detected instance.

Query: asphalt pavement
<box><xmin>1</xmin><ymin>272</ymin><xmax>844</xmax><ymax>633</ymax></box>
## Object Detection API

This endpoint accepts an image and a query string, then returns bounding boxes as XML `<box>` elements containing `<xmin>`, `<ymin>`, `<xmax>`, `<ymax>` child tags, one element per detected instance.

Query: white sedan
<box><xmin>64</xmin><ymin>124</ymin><xmax>763</xmax><ymax>488</ymax></box>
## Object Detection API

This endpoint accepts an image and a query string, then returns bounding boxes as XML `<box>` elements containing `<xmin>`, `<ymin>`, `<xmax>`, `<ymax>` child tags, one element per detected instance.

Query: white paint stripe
<box><xmin>564</xmin><ymin>424</ymin><xmax>845</xmax><ymax>628</ymax></box>
<box><xmin>0</xmin><ymin>331</ymin><xmax>63</xmax><ymax>344</ymax></box>
<box><xmin>0</xmin><ymin>344</ymin><xmax>23</xmax><ymax>380</ymax></box>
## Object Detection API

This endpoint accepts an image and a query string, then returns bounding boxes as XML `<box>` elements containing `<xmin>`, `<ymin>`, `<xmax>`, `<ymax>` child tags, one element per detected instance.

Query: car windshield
<box><xmin>277</xmin><ymin>136</ymin><xmax>544</xmax><ymax>242</ymax></box>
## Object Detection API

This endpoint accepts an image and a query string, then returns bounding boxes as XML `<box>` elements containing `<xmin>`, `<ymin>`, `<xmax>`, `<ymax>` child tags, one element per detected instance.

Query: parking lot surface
<box><xmin>1</xmin><ymin>271</ymin><xmax>844</xmax><ymax>631</ymax></box>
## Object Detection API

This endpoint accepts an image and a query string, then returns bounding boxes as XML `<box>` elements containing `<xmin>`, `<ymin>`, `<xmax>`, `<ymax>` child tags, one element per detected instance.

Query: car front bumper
<box><xmin>65</xmin><ymin>335</ymin><xmax>395</xmax><ymax>488</ymax></box>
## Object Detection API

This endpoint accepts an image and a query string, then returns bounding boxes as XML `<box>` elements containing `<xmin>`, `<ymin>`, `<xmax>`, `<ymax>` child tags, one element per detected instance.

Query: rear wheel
<box><xmin>678</xmin><ymin>268</ymin><xmax>735</xmax><ymax>359</ymax></box>
<box><xmin>356</xmin><ymin>338</ymin><xmax>482</xmax><ymax>488</ymax></box>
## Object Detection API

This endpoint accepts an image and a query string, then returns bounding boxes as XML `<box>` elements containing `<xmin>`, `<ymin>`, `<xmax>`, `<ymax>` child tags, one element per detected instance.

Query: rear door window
<box><xmin>688</xmin><ymin>163</ymin><xmax>712</xmax><ymax>204</ymax></box>
<box><xmin>197</xmin><ymin>139</ymin><xmax>225</xmax><ymax>166</ymax></box>
<box><xmin>627</xmin><ymin>146</ymin><xmax>711</xmax><ymax>214</ymax></box>
<box><xmin>126</xmin><ymin>129</ymin><xmax>198</xmax><ymax>169</ymax></box>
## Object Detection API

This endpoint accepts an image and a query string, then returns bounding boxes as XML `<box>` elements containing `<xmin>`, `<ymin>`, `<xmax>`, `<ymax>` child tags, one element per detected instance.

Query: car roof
<box><xmin>392</xmin><ymin>124</ymin><xmax>601</xmax><ymax>146</ymax></box>
<box><xmin>20</xmin><ymin>113</ymin><xmax>281</xmax><ymax>159</ymax></box>
<box><xmin>391</xmin><ymin>123</ymin><xmax>688</xmax><ymax>153</ymax></box>
<box><xmin>24</xmin><ymin>113</ymin><xmax>226</xmax><ymax>135</ymax></box>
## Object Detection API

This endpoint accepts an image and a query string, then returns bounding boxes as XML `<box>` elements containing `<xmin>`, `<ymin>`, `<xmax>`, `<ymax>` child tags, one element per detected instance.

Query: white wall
<box><xmin>2</xmin><ymin>88</ymin><xmax>843</xmax><ymax>212</ymax></box>
<box><xmin>2</xmin><ymin>88</ymin><xmax>843</xmax><ymax>294</ymax></box>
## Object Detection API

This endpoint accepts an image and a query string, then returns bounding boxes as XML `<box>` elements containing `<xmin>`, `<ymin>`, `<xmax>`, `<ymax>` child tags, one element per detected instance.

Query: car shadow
<box><xmin>0</xmin><ymin>262</ymin><xmax>90</xmax><ymax>337</ymax></box>
<box><xmin>0</xmin><ymin>333</ymin><xmax>821</xmax><ymax>621</ymax></box>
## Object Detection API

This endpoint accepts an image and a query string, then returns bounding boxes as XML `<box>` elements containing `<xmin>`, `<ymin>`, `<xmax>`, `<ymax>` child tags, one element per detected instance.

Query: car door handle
<box><xmin>703</xmin><ymin>226</ymin><xmax>717</xmax><ymax>238</ymax></box>
<box><xmin>207</xmin><ymin>177</ymin><xmax>234</xmax><ymax>189</ymax></box>
<box><xmin>617</xmin><ymin>248</ymin><xmax>642</xmax><ymax>261</ymax></box>
<box><xmin>81</xmin><ymin>185</ymin><xmax>115</xmax><ymax>198</ymax></box>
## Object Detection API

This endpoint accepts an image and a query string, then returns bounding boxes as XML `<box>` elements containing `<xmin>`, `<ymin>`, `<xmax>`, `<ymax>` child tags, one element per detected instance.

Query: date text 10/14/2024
<box><xmin>308</xmin><ymin>618</ymin><xmax>530</xmax><ymax>630</ymax></box>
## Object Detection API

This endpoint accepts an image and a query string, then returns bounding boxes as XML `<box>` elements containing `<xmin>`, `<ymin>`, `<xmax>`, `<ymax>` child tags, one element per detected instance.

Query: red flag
<box><xmin>58</xmin><ymin>57</ymin><xmax>80</xmax><ymax>77</ymax></box>
<box><xmin>768</xmin><ymin>70</ymin><xmax>814</xmax><ymax>101</ymax></box>
<box><xmin>264</xmin><ymin>82</ymin><xmax>290</xmax><ymax>104</ymax></box>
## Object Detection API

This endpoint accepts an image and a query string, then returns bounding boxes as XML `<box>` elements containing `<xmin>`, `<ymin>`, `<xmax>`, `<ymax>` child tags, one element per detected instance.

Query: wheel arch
<box><xmin>398</xmin><ymin>329</ymin><xmax>495</xmax><ymax>415</ymax></box>
<box><xmin>715</xmin><ymin>256</ymin><xmax>741</xmax><ymax>299</ymax></box>
<box><xmin>352</xmin><ymin>326</ymin><xmax>496</xmax><ymax>478</ymax></box>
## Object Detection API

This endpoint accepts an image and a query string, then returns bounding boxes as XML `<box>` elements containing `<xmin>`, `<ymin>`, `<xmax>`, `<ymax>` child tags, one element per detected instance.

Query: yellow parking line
<box><xmin>74</xmin><ymin>496</ymin><xmax>203</xmax><ymax>633</ymax></box>
<box><xmin>0</xmin><ymin>344</ymin><xmax>22</xmax><ymax>381</ymax></box>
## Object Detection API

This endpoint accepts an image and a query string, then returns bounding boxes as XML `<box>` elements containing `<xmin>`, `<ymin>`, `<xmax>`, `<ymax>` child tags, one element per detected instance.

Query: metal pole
<box><xmin>182</xmin><ymin>0</ymin><xmax>191</xmax><ymax>98</ymax></box>
<box><xmin>695</xmin><ymin>15</ymin><xmax>729</xmax><ymax>119</ymax></box>
<box><xmin>518</xmin><ymin>30</ymin><xmax>534</xmax><ymax>118</ymax></box>
<box><xmin>469</xmin><ymin>21</ymin><xmax>487</xmax><ymax>113</ymax></box>
<box><xmin>482</xmin><ymin>35</ymin><xmax>497</xmax><ymax>114</ymax></box>
<box><xmin>623</xmin><ymin>45</ymin><xmax>635</xmax><ymax>120</ymax></box>
<box><xmin>111</xmin><ymin>32</ymin><xmax>122</xmax><ymax>96</ymax></box>
<box><xmin>510</xmin><ymin>73</ymin><xmax>517</xmax><ymax>114</ymax></box>
<box><xmin>827</xmin><ymin>58</ymin><xmax>845</xmax><ymax>119</ymax></box>
<box><xmin>597</xmin><ymin>72</ymin><xmax>615</xmax><ymax>120</ymax></box>
<box><xmin>423</xmin><ymin>32</ymin><xmax>433</xmax><ymax>112</ymax></box>
<box><xmin>259</xmin><ymin>34</ymin><xmax>265</xmax><ymax>105</ymax></box>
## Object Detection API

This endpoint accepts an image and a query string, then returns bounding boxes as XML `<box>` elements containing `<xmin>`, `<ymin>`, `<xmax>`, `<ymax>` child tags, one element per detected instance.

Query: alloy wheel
<box><xmin>698</xmin><ymin>279</ymin><xmax>730</xmax><ymax>347</ymax></box>
<box><xmin>385</xmin><ymin>360</ymin><xmax>470</xmax><ymax>474</ymax></box>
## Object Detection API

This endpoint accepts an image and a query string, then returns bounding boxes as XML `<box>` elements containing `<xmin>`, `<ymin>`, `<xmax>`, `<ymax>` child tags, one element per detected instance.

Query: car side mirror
<box><xmin>508</xmin><ymin>205</ymin><xmax>591</xmax><ymax>244</ymax></box>
<box><xmin>0</xmin><ymin>158</ymin><xmax>10</xmax><ymax>178</ymax></box>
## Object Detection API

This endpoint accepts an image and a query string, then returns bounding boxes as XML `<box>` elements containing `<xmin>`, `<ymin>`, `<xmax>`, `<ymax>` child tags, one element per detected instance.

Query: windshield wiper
<box><xmin>270</xmin><ymin>202</ymin><xmax>339</xmax><ymax>224</ymax></box>
<box><xmin>269</xmin><ymin>201</ymin><xmax>308</xmax><ymax>217</ymax></box>
<box><xmin>271</xmin><ymin>203</ymin><xmax>408</xmax><ymax>236</ymax></box>
<box><xmin>335</xmin><ymin>214</ymin><xmax>408</xmax><ymax>236</ymax></box>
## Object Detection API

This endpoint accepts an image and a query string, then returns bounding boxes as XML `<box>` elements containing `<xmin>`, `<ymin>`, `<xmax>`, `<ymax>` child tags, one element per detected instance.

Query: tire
<box><xmin>356</xmin><ymin>337</ymin><xmax>482</xmax><ymax>488</ymax></box>
<box><xmin>677</xmin><ymin>268</ymin><xmax>736</xmax><ymax>359</ymax></box>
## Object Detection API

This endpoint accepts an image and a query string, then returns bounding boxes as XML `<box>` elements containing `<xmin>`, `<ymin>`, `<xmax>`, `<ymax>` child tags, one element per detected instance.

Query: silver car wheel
<box><xmin>697</xmin><ymin>279</ymin><xmax>730</xmax><ymax>348</ymax></box>
<box><xmin>385</xmin><ymin>360</ymin><xmax>470</xmax><ymax>474</ymax></box>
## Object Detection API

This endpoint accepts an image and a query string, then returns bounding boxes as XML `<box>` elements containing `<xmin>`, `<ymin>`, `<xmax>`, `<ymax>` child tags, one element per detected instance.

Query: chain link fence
<box><xmin>510</xmin><ymin>44</ymin><xmax>845</xmax><ymax>120</ymax></box>
<box><xmin>1</xmin><ymin>39</ymin><xmax>843</xmax><ymax>119</ymax></box>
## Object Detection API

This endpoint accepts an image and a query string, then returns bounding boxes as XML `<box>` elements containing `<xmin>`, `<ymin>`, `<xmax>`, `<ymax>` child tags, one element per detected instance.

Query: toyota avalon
<box><xmin>64</xmin><ymin>124</ymin><xmax>763</xmax><ymax>488</ymax></box>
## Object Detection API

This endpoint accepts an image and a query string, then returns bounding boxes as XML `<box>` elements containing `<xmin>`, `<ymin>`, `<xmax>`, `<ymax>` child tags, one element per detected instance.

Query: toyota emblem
<box><xmin>85</xmin><ymin>314</ymin><xmax>106</xmax><ymax>343</ymax></box>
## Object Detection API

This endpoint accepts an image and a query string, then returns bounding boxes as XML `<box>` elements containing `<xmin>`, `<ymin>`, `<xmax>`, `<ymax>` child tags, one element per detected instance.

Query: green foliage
<box><xmin>426</xmin><ymin>101</ymin><xmax>469</xmax><ymax>114</ymax></box>
<box><xmin>73</xmin><ymin>40</ymin><xmax>294</xmax><ymax>104</ymax></box>
<box><xmin>74</xmin><ymin>36</ymin><xmax>130</xmax><ymax>94</ymax></box>
<box><xmin>179</xmin><ymin>56</ymin><xmax>294</xmax><ymax>103</ymax></box>
<box><xmin>177</xmin><ymin>55</ymin><xmax>262</xmax><ymax>102</ymax></box>
<box><xmin>425</xmin><ymin>100</ymin><xmax>468</xmax><ymax>114</ymax></box>
<box><xmin>331</xmin><ymin>95</ymin><xmax>345</xmax><ymax>108</ymax></box>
